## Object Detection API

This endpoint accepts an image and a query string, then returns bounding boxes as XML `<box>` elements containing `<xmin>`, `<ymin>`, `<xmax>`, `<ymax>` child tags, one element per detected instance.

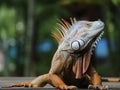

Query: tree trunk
<box><xmin>24</xmin><ymin>0</ymin><xmax>35</xmax><ymax>76</ymax></box>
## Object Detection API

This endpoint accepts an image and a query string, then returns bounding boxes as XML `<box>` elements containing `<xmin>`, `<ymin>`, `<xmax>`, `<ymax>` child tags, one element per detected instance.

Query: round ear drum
<box><xmin>71</xmin><ymin>39</ymin><xmax>85</xmax><ymax>51</ymax></box>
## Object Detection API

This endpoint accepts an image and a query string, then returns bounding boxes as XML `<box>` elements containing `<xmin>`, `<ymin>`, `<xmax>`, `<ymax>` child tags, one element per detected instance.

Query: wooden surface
<box><xmin>0</xmin><ymin>77</ymin><xmax>119</xmax><ymax>90</ymax></box>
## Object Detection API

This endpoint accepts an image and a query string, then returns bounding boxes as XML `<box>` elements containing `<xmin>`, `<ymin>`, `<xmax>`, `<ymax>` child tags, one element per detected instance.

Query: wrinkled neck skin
<box><xmin>71</xmin><ymin>46</ymin><xmax>92</xmax><ymax>79</ymax></box>
<box><xmin>58</xmin><ymin>42</ymin><xmax>92</xmax><ymax>79</ymax></box>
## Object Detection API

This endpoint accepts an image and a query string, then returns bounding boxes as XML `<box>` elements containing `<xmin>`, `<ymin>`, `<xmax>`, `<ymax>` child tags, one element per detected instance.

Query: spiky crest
<box><xmin>52</xmin><ymin>18</ymin><xmax>76</xmax><ymax>44</ymax></box>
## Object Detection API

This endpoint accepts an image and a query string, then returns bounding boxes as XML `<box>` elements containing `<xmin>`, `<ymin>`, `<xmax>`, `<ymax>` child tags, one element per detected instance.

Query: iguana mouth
<box><xmin>72</xmin><ymin>31</ymin><xmax>104</xmax><ymax>79</ymax></box>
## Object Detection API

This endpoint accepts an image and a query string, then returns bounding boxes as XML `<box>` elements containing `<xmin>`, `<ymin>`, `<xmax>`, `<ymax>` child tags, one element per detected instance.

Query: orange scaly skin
<box><xmin>2</xmin><ymin>18</ymin><xmax>108</xmax><ymax>90</ymax></box>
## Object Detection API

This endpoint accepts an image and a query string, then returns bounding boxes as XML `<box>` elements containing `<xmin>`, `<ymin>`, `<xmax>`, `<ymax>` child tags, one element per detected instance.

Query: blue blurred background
<box><xmin>0</xmin><ymin>0</ymin><xmax>120</xmax><ymax>77</ymax></box>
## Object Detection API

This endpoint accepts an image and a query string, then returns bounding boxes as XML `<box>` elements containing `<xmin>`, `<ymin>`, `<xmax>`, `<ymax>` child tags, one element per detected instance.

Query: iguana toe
<box><xmin>57</xmin><ymin>85</ymin><xmax>77</xmax><ymax>90</ymax></box>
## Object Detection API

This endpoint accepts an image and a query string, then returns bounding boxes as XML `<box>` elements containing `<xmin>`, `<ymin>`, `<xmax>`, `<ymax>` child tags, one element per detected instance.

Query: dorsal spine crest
<box><xmin>52</xmin><ymin>18</ymin><xmax>76</xmax><ymax>44</ymax></box>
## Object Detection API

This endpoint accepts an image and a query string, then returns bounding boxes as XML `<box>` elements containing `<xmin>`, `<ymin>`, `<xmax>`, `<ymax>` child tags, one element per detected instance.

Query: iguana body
<box><xmin>3</xmin><ymin>18</ymin><xmax>108</xmax><ymax>89</ymax></box>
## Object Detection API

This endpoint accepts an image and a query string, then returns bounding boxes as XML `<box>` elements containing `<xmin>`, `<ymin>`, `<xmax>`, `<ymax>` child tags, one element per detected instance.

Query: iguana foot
<box><xmin>2</xmin><ymin>82</ymin><xmax>32</xmax><ymax>88</ymax></box>
<box><xmin>88</xmin><ymin>84</ymin><xmax>108</xmax><ymax>90</ymax></box>
<box><xmin>57</xmin><ymin>85</ymin><xmax>77</xmax><ymax>90</ymax></box>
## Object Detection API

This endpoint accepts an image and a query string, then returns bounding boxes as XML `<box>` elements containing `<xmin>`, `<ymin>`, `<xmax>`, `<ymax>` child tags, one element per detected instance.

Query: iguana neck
<box><xmin>72</xmin><ymin>48</ymin><xmax>92</xmax><ymax>79</ymax></box>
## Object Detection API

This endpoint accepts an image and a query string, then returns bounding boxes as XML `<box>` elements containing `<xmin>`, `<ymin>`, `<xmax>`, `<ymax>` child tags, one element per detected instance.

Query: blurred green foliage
<box><xmin>0</xmin><ymin>0</ymin><xmax>120</xmax><ymax>77</ymax></box>
<box><xmin>0</xmin><ymin>5</ymin><xmax>16</xmax><ymax>39</ymax></box>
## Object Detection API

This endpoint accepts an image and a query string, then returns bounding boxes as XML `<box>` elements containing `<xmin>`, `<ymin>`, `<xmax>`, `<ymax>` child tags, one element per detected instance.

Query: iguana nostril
<box><xmin>94</xmin><ymin>21</ymin><xmax>104</xmax><ymax>27</ymax></box>
<box><xmin>71</xmin><ymin>39</ymin><xmax>85</xmax><ymax>51</ymax></box>
<box><xmin>95</xmin><ymin>22</ymin><xmax>101</xmax><ymax>26</ymax></box>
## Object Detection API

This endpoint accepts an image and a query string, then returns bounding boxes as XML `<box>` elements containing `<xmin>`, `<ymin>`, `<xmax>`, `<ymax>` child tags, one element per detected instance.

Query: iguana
<box><xmin>3</xmin><ymin>18</ymin><xmax>109</xmax><ymax>90</ymax></box>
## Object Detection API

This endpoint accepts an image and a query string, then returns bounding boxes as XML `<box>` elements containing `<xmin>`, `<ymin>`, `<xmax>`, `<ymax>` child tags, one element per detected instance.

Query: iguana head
<box><xmin>70</xmin><ymin>20</ymin><xmax>104</xmax><ymax>53</ymax></box>
<box><xmin>52</xmin><ymin>18</ymin><xmax>104</xmax><ymax>79</ymax></box>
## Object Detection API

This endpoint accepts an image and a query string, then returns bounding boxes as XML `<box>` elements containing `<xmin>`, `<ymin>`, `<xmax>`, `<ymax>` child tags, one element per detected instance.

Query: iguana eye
<box><xmin>71</xmin><ymin>39</ymin><xmax>85</xmax><ymax>51</ymax></box>
<box><xmin>85</xmin><ymin>23</ymin><xmax>91</xmax><ymax>28</ymax></box>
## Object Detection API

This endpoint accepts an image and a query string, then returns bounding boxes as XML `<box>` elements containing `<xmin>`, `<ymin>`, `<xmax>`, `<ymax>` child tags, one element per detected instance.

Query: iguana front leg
<box><xmin>2</xmin><ymin>74</ymin><xmax>76</xmax><ymax>89</ymax></box>
<box><xmin>3</xmin><ymin>67</ymin><xmax>76</xmax><ymax>89</ymax></box>
<box><xmin>87</xmin><ymin>65</ymin><xmax>108</xmax><ymax>90</ymax></box>
<box><xmin>30</xmin><ymin>51</ymin><xmax>76</xmax><ymax>89</ymax></box>
<box><xmin>29</xmin><ymin>73</ymin><xmax>76</xmax><ymax>89</ymax></box>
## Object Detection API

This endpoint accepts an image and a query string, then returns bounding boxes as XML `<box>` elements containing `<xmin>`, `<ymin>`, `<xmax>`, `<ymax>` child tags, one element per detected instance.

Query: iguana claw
<box><xmin>88</xmin><ymin>84</ymin><xmax>108</xmax><ymax>90</ymax></box>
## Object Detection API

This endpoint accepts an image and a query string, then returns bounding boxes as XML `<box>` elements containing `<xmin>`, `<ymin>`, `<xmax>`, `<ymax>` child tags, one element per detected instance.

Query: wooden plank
<box><xmin>0</xmin><ymin>77</ymin><xmax>119</xmax><ymax>89</ymax></box>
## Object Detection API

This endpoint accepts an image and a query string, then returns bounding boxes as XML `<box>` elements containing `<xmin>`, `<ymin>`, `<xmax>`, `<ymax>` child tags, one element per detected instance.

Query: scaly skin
<box><xmin>2</xmin><ymin>18</ymin><xmax>108</xmax><ymax>90</ymax></box>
